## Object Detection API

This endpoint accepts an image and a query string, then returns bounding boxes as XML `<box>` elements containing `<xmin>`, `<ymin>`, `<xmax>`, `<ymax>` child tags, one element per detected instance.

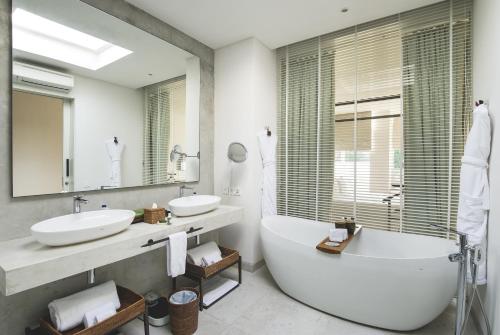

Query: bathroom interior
<box><xmin>0</xmin><ymin>0</ymin><xmax>499</xmax><ymax>334</ymax></box>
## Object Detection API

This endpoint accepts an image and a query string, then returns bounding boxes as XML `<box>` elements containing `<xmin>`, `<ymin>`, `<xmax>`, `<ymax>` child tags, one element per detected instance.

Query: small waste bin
<box><xmin>168</xmin><ymin>287</ymin><xmax>199</xmax><ymax>335</ymax></box>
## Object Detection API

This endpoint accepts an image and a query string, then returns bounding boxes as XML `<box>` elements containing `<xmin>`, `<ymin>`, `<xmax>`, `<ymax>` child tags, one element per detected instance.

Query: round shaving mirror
<box><xmin>170</xmin><ymin>144</ymin><xmax>183</xmax><ymax>162</ymax></box>
<box><xmin>227</xmin><ymin>142</ymin><xmax>248</xmax><ymax>163</ymax></box>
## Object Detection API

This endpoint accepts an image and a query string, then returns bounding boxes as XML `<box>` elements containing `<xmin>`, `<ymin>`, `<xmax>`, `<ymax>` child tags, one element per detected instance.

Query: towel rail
<box><xmin>141</xmin><ymin>227</ymin><xmax>203</xmax><ymax>248</ymax></box>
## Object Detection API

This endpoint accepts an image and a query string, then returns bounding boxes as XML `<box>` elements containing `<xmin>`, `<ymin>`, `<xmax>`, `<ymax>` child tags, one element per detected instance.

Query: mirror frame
<box><xmin>9</xmin><ymin>0</ymin><xmax>203</xmax><ymax>197</ymax></box>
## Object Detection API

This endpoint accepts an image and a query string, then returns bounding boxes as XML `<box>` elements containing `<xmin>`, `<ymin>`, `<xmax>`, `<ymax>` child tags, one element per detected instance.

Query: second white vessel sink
<box><xmin>169</xmin><ymin>195</ymin><xmax>221</xmax><ymax>217</ymax></box>
<box><xmin>31</xmin><ymin>209</ymin><xmax>135</xmax><ymax>246</ymax></box>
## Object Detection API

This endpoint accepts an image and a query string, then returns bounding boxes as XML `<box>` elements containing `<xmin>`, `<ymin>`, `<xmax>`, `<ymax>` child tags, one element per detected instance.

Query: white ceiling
<box><xmin>126</xmin><ymin>0</ymin><xmax>443</xmax><ymax>49</ymax></box>
<box><xmin>13</xmin><ymin>0</ymin><xmax>195</xmax><ymax>89</ymax></box>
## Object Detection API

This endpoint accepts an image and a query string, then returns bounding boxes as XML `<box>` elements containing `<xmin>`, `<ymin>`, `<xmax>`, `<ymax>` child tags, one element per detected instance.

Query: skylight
<box><xmin>12</xmin><ymin>8</ymin><xmax>133</xmax><ymax>70</ymax></box>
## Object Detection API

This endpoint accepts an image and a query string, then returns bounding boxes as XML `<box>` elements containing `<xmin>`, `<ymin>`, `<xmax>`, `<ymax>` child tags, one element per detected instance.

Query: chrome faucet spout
<box><xmin>73</xmin><ymin>195</ymin><xmax>88</xmax><ymax>214</ymax></box>
<box><xmin>179</xmin><ymin>185</ymin><xmax>195</xmax><ymax>198</ymax></box>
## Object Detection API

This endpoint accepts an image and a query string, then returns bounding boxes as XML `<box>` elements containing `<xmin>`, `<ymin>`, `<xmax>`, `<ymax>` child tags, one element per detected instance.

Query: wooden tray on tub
<box><xmin>316</xmin><ymin>225</ymin><xmax>362</xmax><ymax>254</ymax></box>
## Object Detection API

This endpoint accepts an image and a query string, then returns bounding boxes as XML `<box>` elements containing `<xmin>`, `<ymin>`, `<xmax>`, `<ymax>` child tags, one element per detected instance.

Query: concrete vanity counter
<box><xmin>0</xmin><ymin>205</ymin><xmax>243</xmax><ymax>296</ymax></box>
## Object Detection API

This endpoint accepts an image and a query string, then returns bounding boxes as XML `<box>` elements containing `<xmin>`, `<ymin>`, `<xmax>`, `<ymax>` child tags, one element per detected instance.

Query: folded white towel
<box><xmin>95</xmin><ymin>307</ymin><xmax>116</xmax><ymax>323</ymax></box>
<box><xmin>202</xmin><ymin>276</ymin><xmax>239</xmax><ymax>307</ymax></box>
<box><xmin>187</xmin><ymin>242</ymin><xmax>221</xmax><ymax>266</ymax></box>
<box><xmin>48</xmin><ymin>281</ymin><xmax>120</xmax><ymax>332</ymax></box>
<box><xmin>329</xmin><ymin>228</ymin><xmax>348</xmax><ymax>242</ymax></box>
<box><xmin>83</xmin><ymin>302</ymin><xmax>117</xmax><ymax>328</ymax></box>
<box><xmin>166</xmin><ymin>231</ymin><xmax>187</xmax><ymax>277</ymax></box>
<box><xmin>201</xmin><ymin>251</ymin><xmax>223</xmax><ymax>267</ymax></box>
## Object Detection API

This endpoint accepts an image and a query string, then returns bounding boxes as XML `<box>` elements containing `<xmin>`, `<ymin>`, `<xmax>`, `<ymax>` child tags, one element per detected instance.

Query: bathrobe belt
<box><xmin>462</xmin><ymin>156</ymin><xmax>488</xmax><ymax>168</ymax></box>
<box><xmin>461</xmin><ymin>155</ymin><xmax>490</xmax><ymax>210</ymax></box>
<box><xmin>262</xmin><ymin>161</ymin><xmax>275</xmax><ymax>168</ymax></box>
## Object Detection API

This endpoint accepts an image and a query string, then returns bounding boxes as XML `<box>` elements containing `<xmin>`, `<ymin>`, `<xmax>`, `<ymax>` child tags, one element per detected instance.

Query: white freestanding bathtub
<box><xmin>261</xmin><ymin>215</ymin><xmax>459</xmax><ymax>331</ymax></box>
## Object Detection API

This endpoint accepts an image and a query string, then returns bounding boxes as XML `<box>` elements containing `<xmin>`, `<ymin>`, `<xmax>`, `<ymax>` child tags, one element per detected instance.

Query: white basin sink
<box><xmin>169</xmin><ymin>195</ymin><xmax>221</xmax><ymax>217</ymax></box>
<box><xmin>31</xmin><ymin>210</ymin><xmax>135</xmax><ymax>246</ymax></box>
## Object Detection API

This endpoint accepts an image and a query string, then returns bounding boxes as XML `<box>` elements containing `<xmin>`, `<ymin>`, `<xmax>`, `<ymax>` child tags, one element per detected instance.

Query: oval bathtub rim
<box><xmin>261</xmin><ymin>217</ymin><xmax>458</xmax><ymax>261</ymax></box>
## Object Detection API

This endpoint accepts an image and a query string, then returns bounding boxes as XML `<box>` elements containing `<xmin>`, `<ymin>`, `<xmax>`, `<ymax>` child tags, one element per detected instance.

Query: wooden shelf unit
<box><xmin>173</xmin><ymin>246</ymin><xmax>242</xmax><ymax>311</ymax></box>
<box><xmin>38</xmin><ymin>286</ymin><xmax>149</xmax><ymax>335</ymax></box>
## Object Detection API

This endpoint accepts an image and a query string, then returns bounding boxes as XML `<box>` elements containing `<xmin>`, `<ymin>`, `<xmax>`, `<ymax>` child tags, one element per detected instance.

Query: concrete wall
<box><xmin>214</xmin><ymin>38</ymin><xmax>276</xmax><ymax>270</ymax></box>
<box><xmin>184</xmin><ymin>56</ymin><xmax>201</xmax><ymax>182</ymax></box>
<box><xmin>0</xmin><ymin>0</ymin><xmax>214</xmax><ymax>333</ymax></box>
<box><xmin>473</xmin><ymin>0</ymin><xmax>500</xmax><ymax>333</ymax></box>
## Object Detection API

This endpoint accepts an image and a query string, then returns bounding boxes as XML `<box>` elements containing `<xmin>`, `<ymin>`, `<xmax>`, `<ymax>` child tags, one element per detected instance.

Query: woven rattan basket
<box><xmin>144</xmin><ymin>208</ymin><xmax>166</xmax><ymax>224</ymax></box>
<box><xmin>185</xmin><ymin>246</ymin><xmax>239</xmax><ymax>279</ymax></box>
<box><xmin>168</xmin><ymin>287</ymin><xmax>199</xmax><ymax>335</ymax></box>
<box><xmin>39</xmin><ymin>286</ymin><xmax>145</xmax><ymax>335</ymax></box>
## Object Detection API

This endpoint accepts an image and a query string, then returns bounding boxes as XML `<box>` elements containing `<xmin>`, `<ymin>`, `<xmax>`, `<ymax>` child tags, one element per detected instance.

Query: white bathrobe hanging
<box><xmin>258</xmin><ymin>131</ymin><xmax>277</xmax><ymax>217</ymax></box>
<box><xmin>457</xmin><ymin>104</ymin><xmax>491</xmax><ymax>285</ymax></box>
<box><xmin>105</xmin><ymin>139</ymin><xmax>124</xmax><ymax>188</ymax></box>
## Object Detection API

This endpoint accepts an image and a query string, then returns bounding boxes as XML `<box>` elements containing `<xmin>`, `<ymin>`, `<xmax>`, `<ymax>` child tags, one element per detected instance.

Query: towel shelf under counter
<box><xmin>174</xmin><ymin>245</ymin><xmax>242</xmax><ymax>311</ymax></box>
<box><xmin>39</xmin><ymin>286</ymin><xmax>149</xmax><ymax>335</ymax></box>
<box><xmin>0</xmin><ymin>205</ymin><xmax>243</xmax><ymax>296</ymax></box>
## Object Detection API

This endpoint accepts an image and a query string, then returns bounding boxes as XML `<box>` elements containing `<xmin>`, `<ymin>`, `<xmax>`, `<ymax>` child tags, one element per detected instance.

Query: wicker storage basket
<box><xmin>168</xmin><ymin>287</ymin><xmax>199</xmax><ymax>335</ymax></box>
<box><xmin>39</xmin><ymin>286</ymin><xmax>145</xmax><ymax>335</ymax></box>
<box><xmin>185</xmin><ymin>246</ymin><xmax>239</xmax><ymax>279</ymax></box>
<box><xmin>144</xmin><ymin>208</ymin><xmax>166</xmax><ymax>224</ymax></box>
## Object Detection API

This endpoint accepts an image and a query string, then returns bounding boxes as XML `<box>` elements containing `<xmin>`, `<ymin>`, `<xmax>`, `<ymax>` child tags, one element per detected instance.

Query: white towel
<box><xmin>105</xmin><ymin>139</ymin><xmax>124</xmax><ymax>188</ymax></box>
<box><xmin>457</xmin><ymin>104</ymin><xmax>491</xmax><ymax>284</ymax></box>
<box><xmin>95</xmin><ymin>308</ymin><xmax>116</xmax><ymax>323</ymax></box>
<box><xmin>83</xmin><ymin>302</ymin><xmax>117</xmax><ymax>328</ymax></box>
<box><xmin>202</xmin><ymin>276</ymin><xmax>239</xmax><ymax>307</ymax></box>
<box><xmin>201</xmin><ymin>252</ymin><xmax>223</xmax><ymax>267</ymax></box>
<box><xmin>187</xmin><ymin>241</ymin><xmax>221</xmax><ymax>266</ymax></box>
<box><xmin>48</xmin><ymin>281</ymin><xmax>121</xmax><ymax>332</ymax></box>
<box><xmin>258</xmin><ymin>131</ymin><xmax>277</xmax><ymax>217</ymax></box>
<box><xmin>166</xmin><ymin>231</ymin><xmax>187</xmax><ymax>278</ymax></box>
<box><xmin>329</xmin><ymin>228</ymin><xmax>348</xmax><ymax>242</ymax></box>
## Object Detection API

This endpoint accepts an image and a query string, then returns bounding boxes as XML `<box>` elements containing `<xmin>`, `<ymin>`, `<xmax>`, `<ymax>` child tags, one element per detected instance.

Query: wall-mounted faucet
<box><xmin>179</xmin><ymin>185</ymin><xmax>195</xmax><ymax>198</ymax></box>
<box><xmin>73</xmin><ymin>195</ymin><xmax>88</xmax><ymax>214</ymax></box>
<box><xmin>429</xmin><ymin>223</ymin><xmax>491</xmax><ymax>335</ymax></box>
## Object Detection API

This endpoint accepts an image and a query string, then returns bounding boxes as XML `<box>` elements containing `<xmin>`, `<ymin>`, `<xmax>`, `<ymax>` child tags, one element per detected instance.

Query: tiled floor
<box><xmin>119</xmin><ymin>266</ymin><xmax>478</xmax><ymax>335</ymax></box>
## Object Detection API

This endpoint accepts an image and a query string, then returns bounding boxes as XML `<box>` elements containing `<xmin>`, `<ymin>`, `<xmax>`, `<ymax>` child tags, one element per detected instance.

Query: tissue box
<box><xmin>144</xmin><ymin>208</ymin><xmax>166</xmax><ymax>224</ymax></box>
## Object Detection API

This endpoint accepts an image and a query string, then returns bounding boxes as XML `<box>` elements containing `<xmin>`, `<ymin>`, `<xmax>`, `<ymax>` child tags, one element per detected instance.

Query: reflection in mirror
<box><xmin>227</xmin><ymin>142</ymin><xmax>248</xmax><ymax>163</ymax></box>
<box><xmin>170</xmin><ymin>144</ymin><xmax>200</xmax><ymax>163</ymax></box>
<box><xmin>11</xmin><ymin>0</ymin><xmax>200</xmax><ymax>197</ymax></box>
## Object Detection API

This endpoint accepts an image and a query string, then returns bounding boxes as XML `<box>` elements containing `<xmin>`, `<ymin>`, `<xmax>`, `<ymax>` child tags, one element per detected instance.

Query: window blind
<box><xmin>276</xmin><ymin>0</ymin><xmax>472</xmax><ymax>238</ymax></box>
<box><xmin>143</xmin><ymin>77</ymin><xmax>186</xmax><ymax>185</ymax></box>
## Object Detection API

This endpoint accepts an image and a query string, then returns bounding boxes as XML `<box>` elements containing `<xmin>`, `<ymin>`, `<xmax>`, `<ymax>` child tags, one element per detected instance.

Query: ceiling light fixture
<box><xmin>12</xmin><ymin>8</ymin><xmax>133</xmax><ymax>70</ymax></box>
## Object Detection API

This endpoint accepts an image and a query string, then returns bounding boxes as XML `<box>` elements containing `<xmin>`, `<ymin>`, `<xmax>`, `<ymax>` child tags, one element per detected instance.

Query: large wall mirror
<box><xmin>11</xmin><ymin>0</ymin><xmax>200</xmax><ymax>197</ymax></box>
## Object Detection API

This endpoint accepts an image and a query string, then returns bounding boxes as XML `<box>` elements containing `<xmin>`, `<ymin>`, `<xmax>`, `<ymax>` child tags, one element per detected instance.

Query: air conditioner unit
<box><xmin>13</xmin><ymin>62</ymin><xmax>74</xmax><ymax>93</ymax></box>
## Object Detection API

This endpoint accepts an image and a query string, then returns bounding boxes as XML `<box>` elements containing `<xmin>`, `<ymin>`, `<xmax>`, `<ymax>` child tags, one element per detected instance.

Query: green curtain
<box><xmin>276</xmin><ymin>39</ymin><xmax>335</xmax><ymax>222</ymax></box>
<box><xmin>286</xmin><ymin>54</ymin><xmax>319</xmax><ymax>220</ymax></box>
<box><xmin>402</xmin><ymin>26</ymin><xmax>451</xmax><ymax>235</ymax></box>
<box><xmin>450</xmin><ymin>17</ymin><xmax>473</xmax><ymax>231</ymax></box>
<box><xmin>317</xmin><ymin>45</ymin><xmax>335</xmax><ymax>222</ymax></box>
